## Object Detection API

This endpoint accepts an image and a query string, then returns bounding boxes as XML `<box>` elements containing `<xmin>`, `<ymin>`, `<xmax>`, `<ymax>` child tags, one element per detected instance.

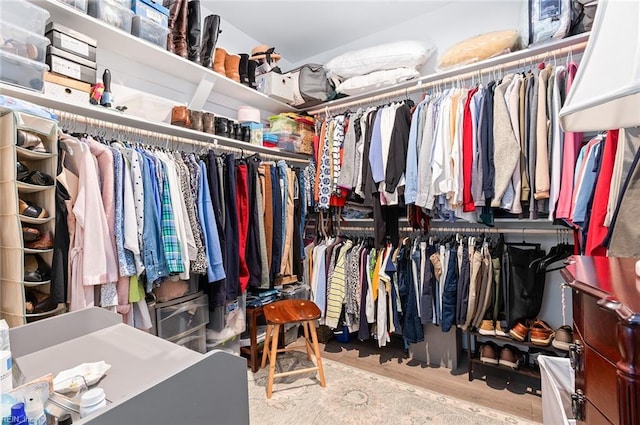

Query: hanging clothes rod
<box><xmin>53</xmin><ymin>109</ymin><xmax>311</xmax><ymax>166</ymax></box>
<box><xmin>338</xmin><ymin>226</ymin><xmax>571</xmax><ymax>235</ymax></box>
<box><xmin>307</xmin><ymin>33</ymin><xmax>589</xmax><ymax>116</ymax></box>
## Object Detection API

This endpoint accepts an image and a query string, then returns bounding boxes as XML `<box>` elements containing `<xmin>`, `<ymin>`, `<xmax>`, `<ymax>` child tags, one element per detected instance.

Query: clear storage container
<box><xmin>131</xmin><ymin>16</ymin><xmax>168</xmax><ymax>49</ymax></box>
<box><xmin>272</xmin><ymin>132</ymin><xmax>302</xmax><ymax>152</ymax></box>
<box><xmin>131</xmin><ymin>0</ymin><xmax>169</xmax><ymax>28</ymax></box>
<box><xmin>0</xmin><ymin>21</ymin><xmax>50</xmax><ymax>63</ymax></box>
<box><xmin>156</xmin><ymin>294</ymin><xmax>209</xmax><ymax>339</ymax></box>
<box><xmin>268</xmin><ymin>114</ymin><xmax>297</xmax><ymax>133</ymax></box>
<box><xmin>55</xmin><ymin>0</ymin><xmax>88</xmax><ymax>13</ymax></box>
<box><xmin>0</xmin><ymin>0</ymin><xmax>50</xmax><ymax>35</ymax></box>
<box><xmin>0</xmin><ymin>50</ymin><xmax>48</xmax><ymax>92</ymax></box>
<box><xmin>87</xmin><ymin>0</ymin><xmax>135</xmax><ymax>32</ymax></box>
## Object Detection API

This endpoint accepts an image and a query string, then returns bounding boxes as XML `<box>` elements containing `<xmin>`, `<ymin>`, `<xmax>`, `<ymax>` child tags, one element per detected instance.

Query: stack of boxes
<box><xmin>131</xmin><ymin>0</ymin><xmax>169</xmax><ymax>49</ymax></box>
<box><xmin>44</xmin><ymin>22</ymin><xmax>98</xmax><ymax>102</ymax></box>
<box><xmin>0</xmin><ymin>0</ymin><xmax>50</xmax><ymax>92</ymax></box>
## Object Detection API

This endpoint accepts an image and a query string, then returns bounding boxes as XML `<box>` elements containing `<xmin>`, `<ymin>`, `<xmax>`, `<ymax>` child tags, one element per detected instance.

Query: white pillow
<box><xmin>325</xmin><ymin>41</ymin><xmax>434</xmax><ymax>79</ymax></box>
<box><xmin>336</xmin><ymin>68</ymin><xmax>420</xmax><ymax>96</ymax></box>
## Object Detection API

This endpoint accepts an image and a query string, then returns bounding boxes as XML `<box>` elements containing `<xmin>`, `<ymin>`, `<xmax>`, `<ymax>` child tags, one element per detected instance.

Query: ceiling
<box><xmin>202</xmin><ymin>1</ymin><xmax>449</xmax><ymax>63</ymax></box>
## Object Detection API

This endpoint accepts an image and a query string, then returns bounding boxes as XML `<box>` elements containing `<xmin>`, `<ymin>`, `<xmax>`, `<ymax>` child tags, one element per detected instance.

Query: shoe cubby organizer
<box><xmin>0</xmin><ymin>109</ymin><xmax>65</xmax><ymax>327</ymax></box>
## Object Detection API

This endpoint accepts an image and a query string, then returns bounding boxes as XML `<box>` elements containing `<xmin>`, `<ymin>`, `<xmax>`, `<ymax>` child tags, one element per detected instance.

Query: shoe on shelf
<box><xmin>478</xmin><ymin>320</ymin><xmax>496</xmax><ymax>336</ymax></box>
<box><xmin>19</xmin><ymin>170</ymin><xmax>54</xmax><ymax>186</ymax></box>
<box><xmin>551</xmin><ymin>325</ymin><xmax>573</xmax><ymax>351</ymax></box>
<box><xmin>17</xmin><ymin>130</ymin><xmax>47</xmax><ymax>152</ymax></box>
<box><xmin>530</xmin><ymin>319</ymin><xmax>555</xmax><ymax>346</ymax></box>
<box><xmin>509</xmin><ymin>320</ymin><xmax>530</xmax><ymax>342</ymax></box>
<box><xmin>19</xmin><ymin>199</ymin><xmax>48</xmax><ymax>219</ymax></box>
<box><xmin>479</xmin><ymin>341</ymin><xmax>499</xmax><ymax>365</ymax></box>
<box><xmin>498</xmin><ymin>344</ymin><xmax>523</xmax><ymax>369</ymax></box>
<box><xmin>22</xmin><ymin>226</ymin><xmax>41</xmax><ymax>242</ymax></box>
<box><xmin>25</xmin><ymin>288</ymin><xmax>54</xmax><ymax>314</ymax></box>
<box><xmin>495</xmin><ymin>320</ymin><xmax>509</xmax><ymax>337</ymax></box>
<box><xmin>25</xmin><ymin>230</ymin><xmax>54</xmax><ymax>250</ymax></box>
<box><xmin>24</xmin><ymin>254</ymin><xmax>51</xmax><ymax>282</ymax></box>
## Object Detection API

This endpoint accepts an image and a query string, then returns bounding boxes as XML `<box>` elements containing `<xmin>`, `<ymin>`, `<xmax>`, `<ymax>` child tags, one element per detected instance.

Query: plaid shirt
<box><xmin>159</xmin><ymin>161</ymin><xmax>185</xmax><ymax>274</ymax></box>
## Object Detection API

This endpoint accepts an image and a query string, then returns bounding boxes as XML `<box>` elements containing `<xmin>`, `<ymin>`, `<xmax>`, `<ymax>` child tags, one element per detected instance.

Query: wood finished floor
<box><xmin>318</xmin><ymin>335</ymin><xmax>543</xmax><ymax>423</ymax></box>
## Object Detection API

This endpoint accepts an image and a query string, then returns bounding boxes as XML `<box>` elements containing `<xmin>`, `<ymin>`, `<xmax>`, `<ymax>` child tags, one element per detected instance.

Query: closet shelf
<box><xmin>28</xmin><ymin>0</ymin><xmax>296</xmax><ymax>115</ymax></box>
<box><xmin>16</xmin><ymin>182</ymin><xmax>55</xmax><ymax>193</ymax></box>
<box><xmin>18</xmin><ymin>215</ymin><xmax>54</xmax><ymax>225</ymax></box>
<box><xmin>23</xmin><ymin>280</ymin><xmax>51</xmax><ymax>287</ymax></box>
<box><xmin>23</xmin><ymin>247</ymin><xmax>54</xmax><ymax>254</ymax></box>
<box><xmin>469</xmin><ymin>357</ymin><xmax>542</xmax><ymax>381</ymax></box>
<box><xmin>0</xmin><ymin>83</ymin><xmax>311</xmax><ymax>165</ymax></box>
<box><xmin>16</xmin><ymin>147</ymin><xmax>56</xmax><ymax>160</ymax></box>
<box><xmin>305</xmin><ymin>32</ymin><xmax>590</xmax><ymax>115</ymax></box>
<box><xmin>25</xmin><ymin>303</ymin><xmax>66</xmax><ymax>318</ymax></box>
<box><xmin>469</xmin><ymin>330</ymin><xmax>567</xmax><ymax>354</ymax></box>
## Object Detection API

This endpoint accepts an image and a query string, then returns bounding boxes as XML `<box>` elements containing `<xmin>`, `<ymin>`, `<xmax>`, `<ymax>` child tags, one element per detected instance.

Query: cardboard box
<box><xmin>45</xmin><ymin>22</ymin><xmax>97</xmax><ymax>62</ymax></box>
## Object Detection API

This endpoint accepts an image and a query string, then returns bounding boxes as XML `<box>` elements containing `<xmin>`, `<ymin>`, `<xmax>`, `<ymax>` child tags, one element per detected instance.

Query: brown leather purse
<box><xmin>171</xmin><ymin>106</ymin><xmax>191</xmax><ymax>128</ymax></box>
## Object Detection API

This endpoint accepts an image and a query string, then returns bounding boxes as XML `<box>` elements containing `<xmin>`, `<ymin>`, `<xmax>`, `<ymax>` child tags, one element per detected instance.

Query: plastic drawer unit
<box><xmin>88</xmin><ymin>0</ymin><xmax>135</xmax><ymax>32</ymax></box>
<box><xmin>131</xmin><ymin>16</ymin><xmax>169</xmax><ymax>49</ymax></box>
<box><xmin>0</xmin><ymin>0</ymin><xmax>50</xmax><ymax>35</ymax></box>
<box><xmin>168</xmin><ymin>326</ymin><xmax>207</xmax><ymax>354</ymax></box>
<box><xmin>156</xmin><ymin>293</ymin><xmax>210</xmax><ymax>340</ymax></box>
<box><xmin>0</xmin><ymin>21</ymin><xmax>50</xmax><ymax>63</ymax></box>
<box><xmin>0</xmin><ymin>50</ymin><xmax>48</xmax><ymax>92</ymax></box>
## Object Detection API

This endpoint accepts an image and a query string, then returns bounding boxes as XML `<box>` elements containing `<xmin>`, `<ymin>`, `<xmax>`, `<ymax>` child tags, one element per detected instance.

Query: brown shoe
<box><xmin>22</xmin><ymin>226</ymin><xmax>41</xmax><ymax>242</ymax></box>
<box><xmin>478</xmin><ymin>320</ymin><xmax>496</xmax><ymax>336</ymax></box>
<box><xmin>509</xmin><ymin>320</ymin><xmax>530</xmax><ymax>342</ymax></box>
<box><xmin>25</xmin><ymin>230</ymin><xmax>54</xmax><ymax>250</ymax></box>
<box><xmin>479</xmin><ymin>341</ymin><xmax>499</xmax><ymax>365</ymax></box>
<box><xmin>551</xmin><ymin>325</ymin><xmax>573</xmax><ymax>351</ymax></box>
<box><xmin>25</xmin><ymin>288</ymin><xmax>54</xmax><ymax>314</ymax></box>
<box><xmin>203</xmin><ymin>112</ymin><xmax>215</xmax><ymax>134</ymax></box>
<box><xmin>189</xmin><ymin>110</ymin><xmax>203</xmax><ymax>132</ymax></box>
<box><xmin>530</xmin><ymin>319</ymin><xmax>555</xmax><ymax>346</ymax></box>
<box><xmin>171</xmin><ymin>106</ymin><xmax>191</xmax><ymax>128</ymax></box>
<box><xmin>19</xmin><ymin>199</ymin><xmax>48</xmax><ymax>219</ymax></box>
<box><xmin>213</xmin><ymin>47</ymin><xmax>227</xmax><ymax>74</ymax></box>
<box><xmin>498</xmin><ymin>344</ymin><xmax>523</xmax><ymax>369</ymax></box>
<box><xmin>224</xmin><ymin>53</ymin><xmax>240</xmax><ymax>82</ymax></box>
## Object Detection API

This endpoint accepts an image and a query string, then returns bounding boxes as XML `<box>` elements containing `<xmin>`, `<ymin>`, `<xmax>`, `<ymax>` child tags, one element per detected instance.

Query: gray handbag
<box><xmin>284</xmin><ymin>64</ymin><xmax>334</xmax><ymax>108</ymax></box>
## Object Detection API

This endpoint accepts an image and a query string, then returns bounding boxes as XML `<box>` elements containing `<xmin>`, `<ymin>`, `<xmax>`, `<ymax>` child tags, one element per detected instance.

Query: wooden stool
<box><xmin>260</xmin><ymin>299</ymin><xmax>326</xmax><ymax>398</ymax></box>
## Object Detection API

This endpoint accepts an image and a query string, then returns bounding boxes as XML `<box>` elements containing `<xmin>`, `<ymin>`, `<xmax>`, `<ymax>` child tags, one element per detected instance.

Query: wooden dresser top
<box><xmin>561</xmin><ymin>256</ymin><xmax>640</xmax><ymax>325</ymax></box>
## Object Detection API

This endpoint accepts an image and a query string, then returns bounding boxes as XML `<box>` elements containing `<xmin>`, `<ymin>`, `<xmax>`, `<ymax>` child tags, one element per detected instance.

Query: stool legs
<box><xmin>260</xmin><ymin>324</ymin><xmax>273</xmax><ymax>370</ymax></box>
<box><xmin>308</xmin><ymin>321</ymin><xmax>326</xmax><ymax>387</ymax></box>
<box><xmin>302</xmin><ymin>321</ymin><xmax>313</xmax><ymax>361</ymax></box>
<box><xmin>266</xmin><ymin>323</ymin><xmax>280</xmax><ymax>398</ymax></box>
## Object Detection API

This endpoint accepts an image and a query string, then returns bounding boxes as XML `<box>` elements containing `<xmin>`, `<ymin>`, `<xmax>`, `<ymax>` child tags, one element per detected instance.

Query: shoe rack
<box><xmin>0</xmin><ymin>109</ymin><xmax>66</xmax><ymax>327</ymax></box>
<box><xmin>465</xmin><ymin>330</ymin><xmax>567</xmax><ymax>388</ymax></box>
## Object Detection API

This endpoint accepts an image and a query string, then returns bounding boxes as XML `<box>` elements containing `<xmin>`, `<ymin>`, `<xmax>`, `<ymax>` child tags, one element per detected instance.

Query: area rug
<box><xmin>248</xmin><ymin>352</ymin><xmax>538</xmax><ymax>425</ymax></box>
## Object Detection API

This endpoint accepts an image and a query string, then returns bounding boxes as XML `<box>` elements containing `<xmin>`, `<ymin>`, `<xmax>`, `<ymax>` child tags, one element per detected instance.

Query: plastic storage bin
<box><xmin>0</xmin><ymin>21</ymin><xmax>50</xmax><ymax>63</ymax></box>
<box><xmin>0</xmin><ymin>0</ymin><xmax>50</xmax><ymax>35</ymax></box>
<box><xmin>156</xmin><ymin>294</ymin><xmax>209</xmax><ymax>339</ymax></box>
<box><xmin>131</xmin><ymin>16</ymin><xmax>168</xmax><ymax>48</ymax></box>
<box><xmin>0</xmin><ymin>50</ymin><xmax>47</xmax><ymax>92</ymax></box>
<box><xmin>131</xmin><ymin>0</ymin><xmax>169</xmax><ymax>28</ymax></box>
<box><xmin>88</xmin><ymin>0</ymin><xmax>135</xmax><ymax>32</ymax></box>
<box><xmin>55</xmin><ymin>0</ymin><xmax>88</xmax><ymax>13</ymax></box>
<box><xmin>118</xmin><ymin>91</ymin><xmax>175</xmax><ymax>123</ymax></box>
<box><xmin>272</xmin><ymin>132</ymin><xmax>302</xmax><ymax>152</ymax></box>
<box><xmin>268</xmin><ymin>114</ymin><xmax>297</xmax><ymax>133</ymax></box>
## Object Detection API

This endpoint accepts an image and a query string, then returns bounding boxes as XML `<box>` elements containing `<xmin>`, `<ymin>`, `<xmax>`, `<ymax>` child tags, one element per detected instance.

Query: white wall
<box><xmin>291</xmin><ymin>0</ymin><xmax>528</xmax><ymax>74</ymax></box>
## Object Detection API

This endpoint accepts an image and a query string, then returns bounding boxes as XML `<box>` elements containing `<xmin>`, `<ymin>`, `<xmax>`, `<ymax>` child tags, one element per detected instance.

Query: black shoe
<box><xmin>187</xmin><ymin>0</ymin><xmax>201</xmax><ymax>63</ymax></box>
<box><xmin>239</xmin><ymin>53</ymin><xmax>250</xmax><ymax>86</ymax></box>
<box><xmin>199</xmin><ymin>14</ymin><xmax>221</xmax><ymax>68</ymax></box>
<box><xmin>248</xmin><ymin>59</ymin><xmax>258</xmax><ymax>89</ymax></box>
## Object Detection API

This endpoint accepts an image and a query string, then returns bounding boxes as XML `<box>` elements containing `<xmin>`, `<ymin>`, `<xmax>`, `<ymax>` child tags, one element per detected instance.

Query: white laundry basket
<box><xmin>538</xmin><ymin>355</ymin><xmax>576</xmax><ymax>425</ymax></box>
